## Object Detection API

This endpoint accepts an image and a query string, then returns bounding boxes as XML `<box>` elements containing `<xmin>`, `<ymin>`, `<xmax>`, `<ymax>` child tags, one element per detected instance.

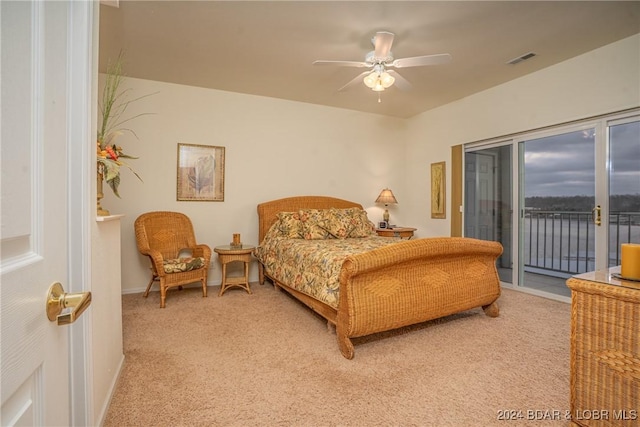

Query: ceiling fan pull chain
<box><xmin>378</xmin><ymin>92</ymin><xmax>382</xmax><ymax>103</ymax></box>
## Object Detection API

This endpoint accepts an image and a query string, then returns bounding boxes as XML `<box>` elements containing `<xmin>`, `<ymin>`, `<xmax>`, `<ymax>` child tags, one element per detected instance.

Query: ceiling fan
<box><xmin>313</xmin><ymin>31</ymin><xmax>452</xmax><ymax>95</ymax></box>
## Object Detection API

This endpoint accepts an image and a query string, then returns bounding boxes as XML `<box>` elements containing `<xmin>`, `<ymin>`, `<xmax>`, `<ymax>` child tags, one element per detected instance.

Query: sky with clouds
<box><xmin>524</xmin><ymin>122</ymin><xmax>640</xmax><ymax>197</ymax></box>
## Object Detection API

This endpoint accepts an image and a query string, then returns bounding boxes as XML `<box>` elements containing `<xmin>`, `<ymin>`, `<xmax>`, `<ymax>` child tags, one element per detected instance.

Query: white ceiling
<box><xmin>99</xmin><ymin>1</ymin><xmax>640</xmax><ymax>119</ymax></box>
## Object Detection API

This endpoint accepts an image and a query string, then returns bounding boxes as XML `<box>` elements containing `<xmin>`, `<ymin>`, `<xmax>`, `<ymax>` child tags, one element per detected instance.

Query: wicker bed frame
<box><xmin>257</xmin><ymin>196</ymin><xmax>503</xmax><ymax>359</ymax></box>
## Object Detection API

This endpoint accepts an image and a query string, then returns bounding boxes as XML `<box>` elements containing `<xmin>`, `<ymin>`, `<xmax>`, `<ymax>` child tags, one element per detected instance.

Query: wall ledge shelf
<box><xmin>96</xmin><ymin>214</ymin><xmax>125</xmax><ymax>222</ymax></box>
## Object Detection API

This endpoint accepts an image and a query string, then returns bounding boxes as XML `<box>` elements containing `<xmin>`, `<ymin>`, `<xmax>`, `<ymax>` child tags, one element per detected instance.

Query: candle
<box><xmin>621</xmin><ymin>243</ymin><xmax>640</xmax><ymax>280</ymax></box>
<box><xmin>233</xmin><ymin>233</ymin><xmax>241</xmax><ymax>245</ymax></box>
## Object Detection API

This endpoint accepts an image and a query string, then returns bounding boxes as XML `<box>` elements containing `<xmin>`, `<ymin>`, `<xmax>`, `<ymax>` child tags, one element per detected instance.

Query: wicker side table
<box><xmin>214</xmin><ymin>245</ymin><xmax>255</xmax><ymax>297</ymax></box>
<box><xmin>566</xmin><ymin>267</ymin><xmax>639</xmax><ymax>427</ymax></box>
<box><xmin>375</xmin><ymin>227</ymin><xmax>416</xmax><ymax>239</ymax></box>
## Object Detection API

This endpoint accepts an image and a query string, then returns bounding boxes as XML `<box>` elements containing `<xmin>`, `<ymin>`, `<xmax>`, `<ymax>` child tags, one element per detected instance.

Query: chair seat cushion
<box><xmin>163</xmin><ymin>257</ymin><xmax>206</xmax><ymax>273</ymax></box>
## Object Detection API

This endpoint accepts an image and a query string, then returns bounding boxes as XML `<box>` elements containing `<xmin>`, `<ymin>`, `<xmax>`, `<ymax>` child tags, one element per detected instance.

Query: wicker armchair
<box><xmin>134</xmin><ymin>211</ymin><xmax>211</xmax><ymax>308</ymax></box>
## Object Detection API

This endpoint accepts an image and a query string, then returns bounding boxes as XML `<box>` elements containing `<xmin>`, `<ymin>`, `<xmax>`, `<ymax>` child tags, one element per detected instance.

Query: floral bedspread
<box><xmin>255</xmin><ymin>236</ymin><xmax>401</xmax><ymax>309</ymax></box>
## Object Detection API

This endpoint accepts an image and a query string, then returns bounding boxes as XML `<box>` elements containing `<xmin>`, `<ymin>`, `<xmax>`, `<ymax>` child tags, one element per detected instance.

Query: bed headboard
<box><xmin>257</xmin><ymin>196</ymin><xmax>363</xmax><ymax>243</ymax></box>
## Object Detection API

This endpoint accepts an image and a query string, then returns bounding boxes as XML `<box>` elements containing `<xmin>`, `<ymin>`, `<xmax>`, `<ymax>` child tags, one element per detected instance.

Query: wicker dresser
<box><xmin>566</xmin><ymin>267</ymin><xmax>639</xmax><ymax>427</ymax></box>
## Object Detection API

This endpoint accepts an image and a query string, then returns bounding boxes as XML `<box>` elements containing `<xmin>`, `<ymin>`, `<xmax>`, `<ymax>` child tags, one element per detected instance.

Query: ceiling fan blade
<box><xmin>387</xmin><ymin>70</ymin><xmax>412</xmax><ymax>91</ymax></box>
<box><xmin>338</xmin><ymin>71</ymin><xmax>369</xmax><ymax>92</ymax></box>
<box><xmin>390</xmin><ymin>53</ymin><xmax>452</xmax><ymax>68</ymax></box>
<box><xmin>374</xmin><ymin>31</ymin><xmax>394</xmax><ymax>59</ymax></box>
<box><xmin>313</xmin><ymin>60</ymin><xmax>369</xmax><ymax>68</ymax></box>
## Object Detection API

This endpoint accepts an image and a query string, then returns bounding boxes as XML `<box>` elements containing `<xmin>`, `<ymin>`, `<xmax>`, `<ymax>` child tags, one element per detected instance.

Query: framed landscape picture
<box><xmin>176</xmin><ymin>143</ymin><xmax>225</xmax><ymax>201</ymax></box>
<box><xmin>431</xmin><ymin>161</ymin><xmax>446</xmax><ymax>219</ymax></box>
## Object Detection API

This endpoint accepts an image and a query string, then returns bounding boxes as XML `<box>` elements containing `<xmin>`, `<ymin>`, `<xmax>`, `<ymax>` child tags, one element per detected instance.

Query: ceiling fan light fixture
<box><xmin>372</xmin><ymin>82</ymin><xmax>385</xmax><ymax>92</ymax></box>
<box><xmin>364</xmin><ymin>70</ymin><xmax>394</xmax><ymax>91</ymax></box>
<box><xmin>380</xmin><ymin>72</ymin><xmax>395</xmax><ymax>88</ymax></box>
<box><xmin>363</xmin><ymin>71</ymin><xmax>378</xmax><ymax>88</ymax></box>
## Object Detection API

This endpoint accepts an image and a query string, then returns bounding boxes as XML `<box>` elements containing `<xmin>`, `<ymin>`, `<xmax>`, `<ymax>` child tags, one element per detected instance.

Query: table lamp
<box><xmin>375</xmin><ymin>188</ymin><xmax>398</xmax><ymax>223</ymax></box>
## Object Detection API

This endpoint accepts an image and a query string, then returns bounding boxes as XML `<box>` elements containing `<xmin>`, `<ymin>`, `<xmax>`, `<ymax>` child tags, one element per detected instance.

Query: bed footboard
<box><xmin>337</xmin><ymin>237</ymin><xmax>503</xmax><ymax>359</ymax></box>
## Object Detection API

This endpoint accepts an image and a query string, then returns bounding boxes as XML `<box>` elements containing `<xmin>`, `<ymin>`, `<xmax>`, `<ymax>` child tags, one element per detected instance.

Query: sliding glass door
<box><xmin>463</xmin><ymin>110</ymin><xmax>639</xmax><ymax>300</ymax></box>
<box><xmin>519</xmin><ymin>127</ymin><xmax>596</xmax><ymax>297</ymax></box>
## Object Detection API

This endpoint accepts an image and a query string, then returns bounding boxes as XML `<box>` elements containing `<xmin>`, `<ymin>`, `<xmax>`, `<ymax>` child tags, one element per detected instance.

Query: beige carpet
<box><xmin>103</xmin><ymin>283</ymin><xmax>571</xmax><ymax>427</ymax></box>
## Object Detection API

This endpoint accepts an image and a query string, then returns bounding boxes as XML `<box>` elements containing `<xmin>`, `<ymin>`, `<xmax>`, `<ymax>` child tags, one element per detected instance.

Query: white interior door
<box><xmin>1</xmin><ymin>2</ymin><xmax>94</xmax><ymax>425</ymax></box>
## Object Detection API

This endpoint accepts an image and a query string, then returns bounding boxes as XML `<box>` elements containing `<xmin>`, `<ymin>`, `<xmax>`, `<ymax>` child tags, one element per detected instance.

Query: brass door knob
<box><xmin>46</xmin><ymin>282</ymin><xmax>92</xmax><ymax>325</ymax></box>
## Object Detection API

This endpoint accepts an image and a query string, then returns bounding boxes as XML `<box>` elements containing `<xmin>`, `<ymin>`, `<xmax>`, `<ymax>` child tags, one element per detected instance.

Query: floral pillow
<box><xmin>344</xmin><ymin>208</ymin><xmax>376</xmax><ymax>238</ymax></box>
<box><xmin>299</xmin><ymin>209</ymin><xmax>333</xmax><ymax>240</ymax></box>
<box><xmin>329</xmin><ymin>208</ymin><xmax>375</xmax><ymax>238</ymax></box>
<box><xmin>276</xmin><ymin>211</ymin><xmax>303</xmax><ymax>238</ymax></box>
<box><xmin>322</xmin><ymin>209</ymin><xmax>351</xmax><ymax>239</ymax></box>
<box><xmin>298</xmin><ymin>207</ymin><xmax>375</xmax><ymax>240</ymax></box>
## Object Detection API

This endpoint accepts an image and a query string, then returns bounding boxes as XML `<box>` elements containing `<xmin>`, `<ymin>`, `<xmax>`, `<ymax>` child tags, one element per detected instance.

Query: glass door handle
<box><xmin>591</xmin><ymin>205</ymin><xmax>602</xmax><ymax>226</ymax></box>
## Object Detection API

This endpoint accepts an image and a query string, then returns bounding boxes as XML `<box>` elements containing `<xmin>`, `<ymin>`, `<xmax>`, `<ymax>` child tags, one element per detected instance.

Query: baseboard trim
<box><xmin>95</xmin><ymin>353</ymin><xmax>124</xmax><ymax>426</ymax></box>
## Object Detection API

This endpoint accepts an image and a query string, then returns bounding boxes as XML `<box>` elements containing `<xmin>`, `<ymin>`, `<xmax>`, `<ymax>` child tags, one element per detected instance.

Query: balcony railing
<box><xmin>524</xmin><ymin>210</ymin><xmax>640</xmax><ymax>276</ymax></box>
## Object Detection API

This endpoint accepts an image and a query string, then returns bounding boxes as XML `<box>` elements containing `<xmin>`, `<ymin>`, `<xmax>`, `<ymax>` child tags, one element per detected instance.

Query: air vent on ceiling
<box><xmin>507</xmin><ymin>52</ymin><xmax>536</xmax><ymax>65</ymax></box>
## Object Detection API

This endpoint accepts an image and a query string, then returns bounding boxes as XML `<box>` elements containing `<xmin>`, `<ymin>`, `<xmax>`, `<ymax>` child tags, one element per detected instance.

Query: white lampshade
<box><xmin>372</xmin><ymin>81</ymin><xmax>385</xmax><ymax>92</ymax></box>
<box><xmin>363</xmin><ymin>71</ymin><xmax>378</xmax><ymax>88</ymax></box>
<box><xmin>380</xmin><ymin>72</ymin><xmax>395</xmax><ymax>88</ymax></box>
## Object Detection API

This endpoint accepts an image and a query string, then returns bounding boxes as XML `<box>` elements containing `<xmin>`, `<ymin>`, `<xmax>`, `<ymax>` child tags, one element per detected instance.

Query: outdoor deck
<box><xmin>498</xmin><ymin>268</ymin><xmax>572</xmax><ymax>298</ymax></box>
<box><xmin>504</xmin><ymin>210</ymin><xmax>640</xmax><ymax>298</ymax></box>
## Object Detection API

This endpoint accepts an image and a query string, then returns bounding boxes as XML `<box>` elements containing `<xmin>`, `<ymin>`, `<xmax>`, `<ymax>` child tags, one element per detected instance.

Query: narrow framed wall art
<box><xmin>177</xmin><ymin>143</ymin><xmax>225</xmax><ymax>201</ymax></box>
<box><xmin>431</xmin><ymin>161</ymin><xmax>446</xmax><ymax>219</ymax></box>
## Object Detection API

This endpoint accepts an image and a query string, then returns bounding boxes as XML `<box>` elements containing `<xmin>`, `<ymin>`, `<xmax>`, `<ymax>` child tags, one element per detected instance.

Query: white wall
<box><xmin>100</xmin><ymin>78</ymin><xmax>407</xmax><ymax>293</ymax></box>
<box><xmin>404</xmin><ymin>34</ymin><xmax>640</xmax><ymax>238</ymax></box>
<box><xmin>90</xmin><ymin>217</ymin><xmax>124</xmax><ymax>424</ymax></box>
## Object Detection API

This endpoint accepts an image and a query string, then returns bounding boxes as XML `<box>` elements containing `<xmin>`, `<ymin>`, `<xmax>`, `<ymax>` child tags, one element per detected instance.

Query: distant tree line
<box><xmin>525</xmin><ymin>194</ymin><xmax>640</xmax><ymax>212</ymax></box>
